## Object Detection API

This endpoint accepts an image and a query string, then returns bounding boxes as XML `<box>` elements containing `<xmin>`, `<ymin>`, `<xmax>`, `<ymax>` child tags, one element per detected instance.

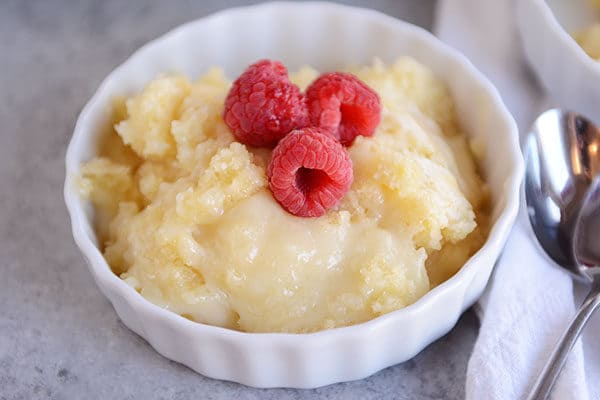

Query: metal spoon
<box><xmin>524</xmin><ymin>109</ymin><xmax>600</xmax><ymax>400</ymax></box>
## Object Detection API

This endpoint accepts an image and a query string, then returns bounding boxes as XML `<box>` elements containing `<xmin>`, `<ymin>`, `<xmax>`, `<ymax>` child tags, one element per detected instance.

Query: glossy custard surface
<box><xmin>80</xmin><ymin>59</ymin><xmax>488</xmax><ymax>332</ymax></box>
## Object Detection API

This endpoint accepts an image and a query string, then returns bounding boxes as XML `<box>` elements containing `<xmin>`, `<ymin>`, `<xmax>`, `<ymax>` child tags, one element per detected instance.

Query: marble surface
<box><xmin>0</xmin><ymin>1</ymin><xmax>479</xmax><ymax>399</ymax></box>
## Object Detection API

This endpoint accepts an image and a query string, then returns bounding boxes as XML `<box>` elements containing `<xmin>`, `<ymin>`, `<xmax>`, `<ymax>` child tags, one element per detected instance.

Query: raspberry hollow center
<box><xmin>295</xmin><ymin>168</ymin><xmax>332</xmax><ymax>195</ymax></box>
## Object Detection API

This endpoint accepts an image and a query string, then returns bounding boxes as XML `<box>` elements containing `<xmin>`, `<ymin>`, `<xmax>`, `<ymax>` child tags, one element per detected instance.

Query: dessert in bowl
<box><xmin>573</xmin><ymin>0</ymin><xmax>600</xmax><ymax>61</ymax></box>
<box><xmin>79</xmin><ymin>58</ymin><xmax>488</xmax><ymax>333</ymax></box>
<box><xmin>64</xmin><ymin>2</ymin><xmax>522</xmax><ymax>387</ymax></box>
<box><xmin>517</xmin><ymin>0</ymin><xmax>600</xmax><ymax>124</ymax></box>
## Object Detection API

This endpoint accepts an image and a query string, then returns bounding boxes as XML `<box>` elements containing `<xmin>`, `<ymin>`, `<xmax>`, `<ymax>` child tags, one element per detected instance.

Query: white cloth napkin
<box><xmin>434</xmin><ymin>1</ymin><xmax>600</xmax><ymax>399</ymax></box>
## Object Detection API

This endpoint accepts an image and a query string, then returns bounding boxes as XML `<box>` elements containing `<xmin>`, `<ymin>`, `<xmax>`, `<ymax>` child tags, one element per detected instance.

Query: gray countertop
<box><xmin>0</xmin><ymin>1</ymin><xmax>478</xmax><ymax>398</ymax></box>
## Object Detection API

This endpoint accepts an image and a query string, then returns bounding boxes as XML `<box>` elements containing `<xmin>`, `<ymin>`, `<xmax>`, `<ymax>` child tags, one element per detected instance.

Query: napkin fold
<box><xmin>434</xmin><ymin>1</ymin><xmax>598</xmax><ymax>399</ymax></box>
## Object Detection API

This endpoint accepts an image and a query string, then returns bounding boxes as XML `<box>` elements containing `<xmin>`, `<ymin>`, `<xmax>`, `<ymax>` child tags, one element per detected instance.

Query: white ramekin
<box><xmin>517</xmin><ymin>0</ymin><xmax>600</xmax><ymax>124</ymax></box>
<box><xmin>64</xmin><ymin>2</ymin><xmax>522</xmax><ymax>388</ymax></box>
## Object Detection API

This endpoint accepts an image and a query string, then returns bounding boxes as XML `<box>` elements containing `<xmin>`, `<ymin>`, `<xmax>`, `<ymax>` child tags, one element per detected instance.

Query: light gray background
<box><xmin>0</xmin><ymin>1</ymin><xmax>479</xmax><ymax>399</ymax></box>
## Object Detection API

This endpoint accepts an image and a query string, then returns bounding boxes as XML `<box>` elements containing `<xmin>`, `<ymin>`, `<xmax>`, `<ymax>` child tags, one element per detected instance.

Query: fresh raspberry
<box><xmin>305</xmin><ymin>72</ymin><xmax>381</xmax><ymax>146</ymax></box>
<box><xmin>223</xmin><ymin>60</ymin><xmax>309</xmax><ymax>147</ymax></box>
<box><xmin>268</xmin><ymin>127</ymin><xmax>353</xmax><ymax>217</ymax></box>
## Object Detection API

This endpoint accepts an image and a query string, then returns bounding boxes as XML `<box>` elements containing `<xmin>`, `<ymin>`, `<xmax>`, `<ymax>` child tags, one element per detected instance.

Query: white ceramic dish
<box><xmin>517</xmin><ymin>0</ymin><xmax>600</xmax><ymax>124</ymax></box>
<box><xmin>64</xmin><ymin>2</ymin><xmax>522</xmax><ymax>388</ymax></box>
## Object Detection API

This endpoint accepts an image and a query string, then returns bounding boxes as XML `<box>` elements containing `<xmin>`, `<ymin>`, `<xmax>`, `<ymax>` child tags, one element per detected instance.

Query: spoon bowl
<box><xmin>525</xmin><ymin>108</ymin><xmax>600</xmax><ymax>279</ymax></box>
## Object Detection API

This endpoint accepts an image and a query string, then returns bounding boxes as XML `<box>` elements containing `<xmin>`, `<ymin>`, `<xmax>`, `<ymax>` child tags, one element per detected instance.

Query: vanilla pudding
<box><xmin>79</xmin><ymin>58</ymin><xmax>488</xmax><ymax>333</ymax></box>
<box><xmin>574</xmin><ymin>24</ymin><xmax>600</xmax><ymax>61</ymax></box>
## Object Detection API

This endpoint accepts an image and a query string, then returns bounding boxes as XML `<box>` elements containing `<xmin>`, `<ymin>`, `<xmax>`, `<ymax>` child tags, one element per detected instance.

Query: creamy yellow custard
<box><xmin>80</xmin><ymin>58</ymin><xmax>488</xmax><ymax>333</ymax></box>
<box><xmin>574</xmin><ymin>24</ymin><xmax>600</xmax><ymax>61</ymax></box>
<box><xmin>573</xmin><ymin>0</ymin><xmax>600</xmax><ymax>61</ymax></box>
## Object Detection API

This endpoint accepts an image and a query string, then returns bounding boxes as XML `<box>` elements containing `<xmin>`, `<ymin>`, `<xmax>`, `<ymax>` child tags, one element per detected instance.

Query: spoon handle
<box><xmin>526</xmin><ymin>282</ymin><xmax>600</xmax><ymax>400</ymax></box>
